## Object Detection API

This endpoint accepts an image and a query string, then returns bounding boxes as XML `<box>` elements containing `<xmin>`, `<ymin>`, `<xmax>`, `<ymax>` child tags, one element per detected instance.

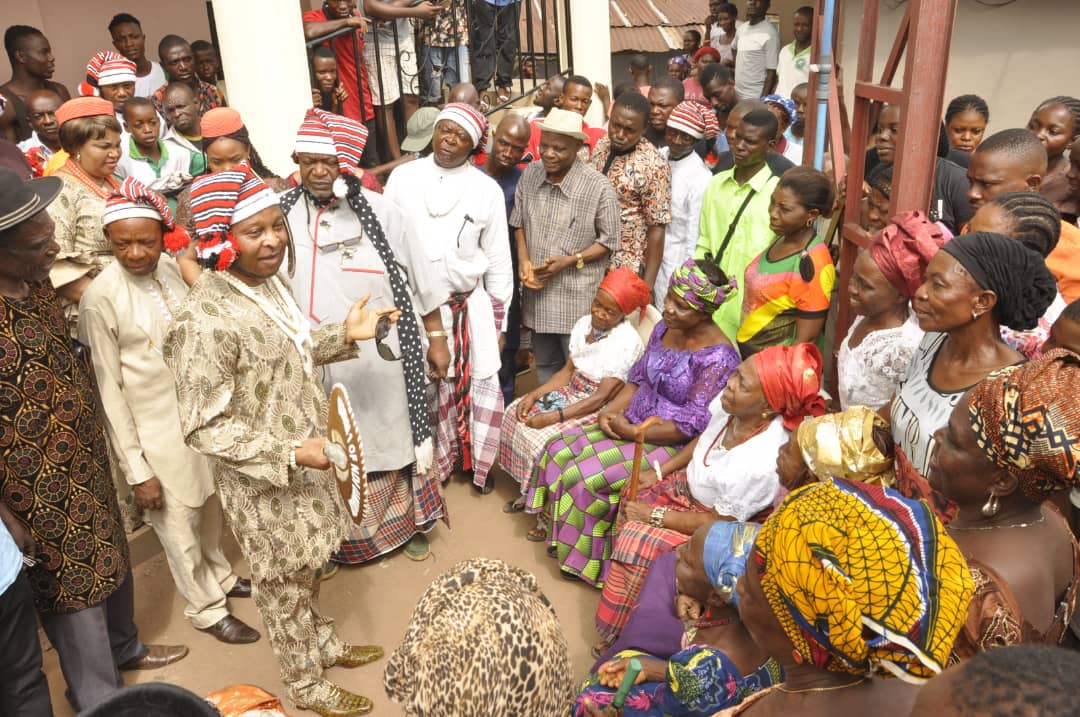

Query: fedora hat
<box><xmin>535</xmin><ymin>108</ymin><xmax>588</xmax><ymax>141</ymax></box>
<box><xmin>0</xmin><ymin>168</ymin><xmax>61</xmax><ymax>233</ymax></box>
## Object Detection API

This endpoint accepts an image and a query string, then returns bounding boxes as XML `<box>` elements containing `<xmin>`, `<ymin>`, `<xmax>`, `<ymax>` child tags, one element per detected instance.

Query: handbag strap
<box><xmin>714</xmin><ymin>181</ymin><xmax>765</xmax><ymax>263</ymax></box>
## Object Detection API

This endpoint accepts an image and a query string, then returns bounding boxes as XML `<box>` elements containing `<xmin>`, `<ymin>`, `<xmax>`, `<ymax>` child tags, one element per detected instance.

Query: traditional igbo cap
<box><xmin>78</xmin><ymin>51</ymin><xmax>137</xmax><ymax>97</ymax></box>
<box><xmin>598</xmin><ymin>266</ymin><xmax>651</xmax><ymax>316</ymax></box>
<box><xmin>753</xmin><ymin>343</ymin><xmax>826</xmax><ymax>431</ymax></box>
<box><xmin>755</xmin><ymin>479</ymin><xmax>974</xmax><ymax>682</ymax></box>
<box><xmin>868</xmin><ymin>210</ymin><xmax>947</xmax><ymax>300</ymax></box>
<box><xmin>668</xmin><ymin>256</ymin><xmax>737</xmax><ymax>314</ymax></box>
<box><xmin>667</xmin><ymin>100</ymin><xmax>720</xmax><ymax>141</ymax></box>
<box><xmin>189</xmin><ymin>164</ymin><xmax>278</xmax><ymax>270</ymax></box>
<box><xmin>102</xmin><ymin>177</ymin><xmax>190</xmax><ymax>252</ymax></box>
<box><xmin>762</xmin><ymin>94</ymin><xmax>797</xmax><ymax>124</ymax></box>
<box><xmin>293</xmin><ymin>107</ymin><xmax>369</xmax><ymax>172</ymax></box>
<box><xmin>702</xmin><ymin>521</ymin><xmax>760</xmax><ymax>606</ymax></box>
<box><xmin>796</xmin><ymin>406</ymin><xmax>895</xmax><ymax>486</ymax></box>
<box><xmin>55</xmin><ymin>97</ymin><xmax>115</xmax><ymax>127</ymax></box>
<box><xmin>535</xmin><ymin>108</ymin><xmax>588</xmax><ymax>142</ymax></box>
<box><xmin>968</xmin><ymin>349</ymin><xmax>1080</xmax><ymax>502</ymax></box>
<box><xmin>201</xmin><ymin>107</ymin><xmax>245</xmax><ymax>139</ymax></box>
<box><xmin>435</xmin><ymin>102</ymin><xmax>489</xmax><ymax>148</ymax></box>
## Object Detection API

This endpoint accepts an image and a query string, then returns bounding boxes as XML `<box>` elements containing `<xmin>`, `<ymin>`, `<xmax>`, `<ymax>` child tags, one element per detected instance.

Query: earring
<box><xmin>981</xmin><ymin>493</ymin><xmax>1000</xmax><ymax>517</ymax></box>
<box><xmin>75</xmin><ymin>153</ymin><xmax>80</xmax><ymax>161</ymax></box>
<box><xmin>805</xmin><ymin>218</ymin><xmax>814</xmax><ymax>228</ymax></box>
<box><xmin>972</xmin><ymin>311</ymin><xmax>980</xmax><ymax>321</ymax></box>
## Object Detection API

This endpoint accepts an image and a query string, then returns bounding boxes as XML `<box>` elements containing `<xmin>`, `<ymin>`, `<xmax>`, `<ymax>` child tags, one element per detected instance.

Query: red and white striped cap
<box><xmin>78</xmin><ymin>51</ymin><xmax>136</xmax><ymax>97</ymax></box>
<box><xmin>666</xmin><ymin>100</ymin><xmax>720</xmax><ymax>141</ymax></box>
<box><xmin>103</xmin><ymin>177</ymin><xmax>191</xmax><ymax>252</ymax></box>
<box><xmin>293</xmin><ymin>107</ymin><xmax>369</xmax><ymax>173</ymax></box>
<box><xmin>190</xmin><ymin>164</ymin><xmax>278</xmax><ymax>270</ymax></box>
<box><xmin>434</xmin><ymin>102</ymin><xmax>489</xmax><ymax>148</ymax></box>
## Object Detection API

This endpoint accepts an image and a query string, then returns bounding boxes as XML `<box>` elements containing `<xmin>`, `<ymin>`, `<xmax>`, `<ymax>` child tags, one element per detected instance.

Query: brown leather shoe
<box><xmin>118</xmin><ymin>644</ymin><xmax>189</xmax><ymax>671</ymax></box>
<box><xmin>332</xmin><ymin>644</ymin><xmax>383</xmax><ymax>668</ymax></box>
<box><xmin>296</xmin><ymin>684</ymin><xmax>373</xmax><ymax>716</ymax></box>
<box><xmin>198</xmin><ymin>614</ymin><xmax>261</xmax><ymax>644</ymax></box>
<box><xmin>226</xmin><ymin>577</ymin><xmax>252</xmax><ymax>598</ymax></box>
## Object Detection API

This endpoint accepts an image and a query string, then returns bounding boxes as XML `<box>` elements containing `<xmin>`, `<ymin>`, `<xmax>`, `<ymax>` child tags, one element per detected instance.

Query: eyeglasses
<box><xmin>375</xmin><ymin>314</ymin><xmax>400</xmax><ymax>362</ymax></box>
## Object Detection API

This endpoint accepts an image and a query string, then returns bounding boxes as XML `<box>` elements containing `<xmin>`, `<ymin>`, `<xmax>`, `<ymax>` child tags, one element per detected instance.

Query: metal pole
<box><xmin>812</xmin><ymin>0</ymin><xmax>835</xmax><ymax>171</ymax></box>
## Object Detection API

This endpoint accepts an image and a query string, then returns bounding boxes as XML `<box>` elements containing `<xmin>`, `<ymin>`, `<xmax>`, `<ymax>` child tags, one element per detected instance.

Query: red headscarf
<box><xmin>598</xmin><ymin>267</ymin><xmax>651</xmax><ymax>316</ymax></box>
<box><xmin>753</xmin><ymin>343</ymin><xmax>826</xmax><ymax>431</ymax></box>
<box><xmin>868</xmin><ymin>211</ymin><xmax>947</xmax><ymax>299</ymax></box>
<box><xmin>693</xmin><ymin>46</ymin><xmax>722</xmax><ymax>64</ymax></box>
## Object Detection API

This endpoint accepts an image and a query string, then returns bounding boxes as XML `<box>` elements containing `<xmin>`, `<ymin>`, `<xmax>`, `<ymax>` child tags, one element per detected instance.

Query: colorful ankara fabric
<box><xmin>667</xmin><ymin>101</ymin><xmax>720</xmax><ymax>141</ymax></box>
<box><xmin>189</xmin><ymin>164</ymin><xmax>278</xmax><ymax>269</ymax></box>
<box><xmin>752</xmin><ymin>342</ymin><xmax>826</xmax><ymax>430</ymax></box>
<box><xmin>795</xmin><ymin>406</ymin><xmax>895</xmax><ymax>486</ymax></box>
<box><xmin>293</xmin><ymin>108</ymin><xmax>369</xmax><ymax>174</ymax></box>
<box><xmin>574</xmin><ymin>647</ymin><xmax>781</xmax><ymax>717</ymax></box>
<box><xmin>942</xmin><ymin>232</ymin><xmax>1058</xmax><ymax>331</ymax></box>
<box><xmin>599</xmin><ymin>266</ymin><xmax>652</xmax><ymax>316</ymax></box>
<box><xmin>103</xmin><ymin>177</ymin><xmax>190</xmax><ymax>252</ymax></box>
<box><xmin>78</xmin><ymin>51</ymin><xmax>136</xmax><ymax>96</ymax></box>
<box><xmin>1</xmin><ymin>283</ymin><xmax>130</xmax><ymax>613</ymax></box>
<box><xmin>704</xmin><ymin>521</ymin><xmax>761</xmax><ymax>605</ymax></box>
<box><xmin>591</xmin><ymin>135</ymin><xmax>672</xmax><ymax>274</ymax></box>
<box><xmin>754</xmin><ymin>479</ymin><xmax>974</xmax><ymax>682</ymax></box>
<box><xmin>384</xmin><ymin>559</ymin><xmax>574</xmax><ymax>717</ymax></box>
<box><xmin>736</xmin><ymin>234</ymin><xmax>834</xmax><ymax>355</ymax></box>
<box><xmin>669</xmin><ymin>257</ymin><xmax>737</xmax><ymax>315</ymax></box>
<box><xmin>435</xmin><ymin>102</ymin><xmax>488</xmax><ymax>148</ymax></box>
<box><xmin>868</xmin><ymin>211</ymin><xmax>947</xmax><ymax>300</ymax></box>
<box><xmin>54</xmin><ymin>97</ymin><xmax>115</xmax><ymax>126</ymax></box>
<box><xmin>967</xmin><ymin>349</ymin><xmax>1080</xmax><ymax>502</ymax></box>
<box><xmin>150</xmin><ymin>80</ymin><xmax>225</xmax><ymax>118</ymax></box>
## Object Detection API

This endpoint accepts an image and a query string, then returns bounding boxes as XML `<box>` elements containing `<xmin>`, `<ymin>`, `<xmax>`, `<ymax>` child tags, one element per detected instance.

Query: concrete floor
<box><xmin>44</xmin><ymin>473</ymin><xmax>601</xmax><ymax>716</ymax></box>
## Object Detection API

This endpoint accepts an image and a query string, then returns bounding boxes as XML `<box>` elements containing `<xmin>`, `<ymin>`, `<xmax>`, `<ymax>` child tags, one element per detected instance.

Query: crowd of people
<box><xmin>3</xmin><ymin>1</ymin><xmax>1080</xmax><ymax>716</ymax></box>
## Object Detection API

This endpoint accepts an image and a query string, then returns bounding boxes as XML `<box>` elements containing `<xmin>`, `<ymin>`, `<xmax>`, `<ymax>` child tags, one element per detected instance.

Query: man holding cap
<box><xmin>512</xmin><ymin>107</ymin><xmax>621</xmax><ymax>383</ymax></box>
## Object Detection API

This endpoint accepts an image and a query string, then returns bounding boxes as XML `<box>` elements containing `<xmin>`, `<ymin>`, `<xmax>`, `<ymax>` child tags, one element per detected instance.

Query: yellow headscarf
<box><xmin>753</xmin><ymin>479</ymin><xmax>973</xmax><ymax>683</ymax></box>
<box><xmin>795</xmin><ymin>406</ymin><xmax>895</xmax><ymax>486</ymax></box>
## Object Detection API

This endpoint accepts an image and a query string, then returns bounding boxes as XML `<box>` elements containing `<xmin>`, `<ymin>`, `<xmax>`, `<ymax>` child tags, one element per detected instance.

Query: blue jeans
<box><xmin>419</xmin><ymin>45</ymin><xmax>462</xmax><ymax>103</ymax></box>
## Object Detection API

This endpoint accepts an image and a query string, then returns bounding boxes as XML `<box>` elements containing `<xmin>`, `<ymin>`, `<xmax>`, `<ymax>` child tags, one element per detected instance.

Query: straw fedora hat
<box><xmin>534</xmin><ymin>108</ymin><xmax>588</xmax><ymax>141</ymax></box>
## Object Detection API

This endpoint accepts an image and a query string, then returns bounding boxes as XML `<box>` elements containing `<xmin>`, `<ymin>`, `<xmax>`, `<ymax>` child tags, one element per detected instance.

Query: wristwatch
<box><xmin>575</xmin><ymin>252</ymin><xmax>585</xmax><ymax>270</ymax></box>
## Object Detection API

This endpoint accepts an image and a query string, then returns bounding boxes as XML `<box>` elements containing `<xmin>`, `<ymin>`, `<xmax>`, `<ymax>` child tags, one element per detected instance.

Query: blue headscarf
<box><xmin>762</xmin><ymin>93</ymin><xmax>798</xmax><ymax>124</ymax></box>
<box><xmin>703</xmin><ymin>521</ymin><xmax>761</xmax><ymax>606</ymax></box>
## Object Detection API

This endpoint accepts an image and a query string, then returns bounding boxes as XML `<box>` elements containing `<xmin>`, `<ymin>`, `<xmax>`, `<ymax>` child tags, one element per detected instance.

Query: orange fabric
<box><xmin>598</xmin><ymin>266</ymin><xmax>651</xmax><ymax>316</ymax></box>
<box><xmin>55</xmin><ymin>97</ymin><xmax>114</xmax><ymax>126</ymax></box>
<box><xmin>200</xmin><ymin>107</ymin><xmax>244</xmax><ymax>139</ymax></box>
<box><xmin>1046</xmin><ymin>221</ymin><xmax>1080</xmax><ymax>303</ymax></box>
<box><xmin>752</xmin><ymin>343</ymin><xmax>826</xmax><ymax>430</ymax></box>
<box><xmin>205</xmin><ymin>684</ymin><xmax>291</xmax><ymax>716</ymax></box>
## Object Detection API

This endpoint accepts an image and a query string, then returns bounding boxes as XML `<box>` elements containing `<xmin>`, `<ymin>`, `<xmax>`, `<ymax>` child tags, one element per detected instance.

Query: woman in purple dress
<box><xmin>525</xmin><ymin>258</ymin><xmax>741</xmax><ymax>586</ymax></box>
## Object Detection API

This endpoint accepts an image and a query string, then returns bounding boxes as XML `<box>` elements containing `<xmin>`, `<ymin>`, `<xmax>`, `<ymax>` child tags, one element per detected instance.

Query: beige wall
<box><xmin>839</xmin><ymin>0</ymin><xmax>1080</xmax><ymax>137</ymax></box>
<box><xmin>0</xmin><ymin>1</ymin><xmax>213</xmax><ymax>94</ymax></box>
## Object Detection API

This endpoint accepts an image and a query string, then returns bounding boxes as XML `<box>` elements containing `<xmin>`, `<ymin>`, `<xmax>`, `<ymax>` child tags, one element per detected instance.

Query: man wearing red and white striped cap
<box><xmin>282</xmin><ymin>108</ymin><xmax>448</xmax><ymax>564</ymax></box>
<box><xmin>656</xmin><ymin>100</ymin><xmax>719</xmax><ymax>305</ymax></box>
<box><xmin>78</xmin><ymin>51</ymin><xmax>137</xmax><ymax>116</ymax></box>
<box><xmin>385</xmin><ymin>102</ymin><xmax>514</xmax><ymax>494</ymax></box>
<box><xmin>164</xmin><ymin>163</ymin><xmax>394</xmax><ymax>716</ymax></box>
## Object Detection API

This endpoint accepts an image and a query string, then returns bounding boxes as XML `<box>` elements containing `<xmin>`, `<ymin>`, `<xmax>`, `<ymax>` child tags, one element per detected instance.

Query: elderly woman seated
<box><xmin>577</xmin><ymin>522</ymin><xmax>782</xmax><ymax>717</ymax></box>
<box><xmin>595</xmin><ymin>343</ymin><xmax>826</xmax><ymax>648</ymax></box>
<box><xmin>525</xmin><ymin>258</ymin><xmax>741</xmax><ymax>586</ymax></box>
<box><xmin>499</xmin><ymin>268</ymin><xmax>650</xmax><ymax>520</ymax></box>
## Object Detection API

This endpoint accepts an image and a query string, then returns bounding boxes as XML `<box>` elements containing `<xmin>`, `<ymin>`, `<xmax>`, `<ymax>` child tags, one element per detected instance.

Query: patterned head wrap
<box><xmin>598</xmin><ymin>266</ymin><xmax>651</xmax><ymax>316</ymax></box>
<box><xmin>941</xmin><ymin>231</ymin><xmax>1059</xmax><ymax>331</ymax></box>
<box><xmin>668</xmin><ymin>257</ymin><xmax>737</xmax><ymax>314</ymax></box>
<box><xmin>55</xmin><ymin>97</ymin><xmax>115</xmax><ymax>127</ymax></box>
<box><xmin>189</xmin><ymin>164</ymin><xmax>279</xmax><ymax>270</ymax></box>
<box><xmin>668</xmin><ymin>55</ymin><xmax>692</xmax><ymax>76</ymax></box>
<box><xmin>435</xmin><ymin>102</ymin><xmax>489</xmax><ymax>149</ymax></box>
<box><xmin>968</xmin><ymin>349</ymin><xmax>1080</xmax><ymax>502</ymax></box>
<box><xmin>752</xmin><ymin>343</ymin><xmax>826</xmax><ymax>431</ymax></box>
<box><xmin>868</xmin><ymin>210</ymin><xmax>947</xmax><ymax>299</ymax></box>
<box><xmin>667</xmin><ymin>100</ymin><xmax>720</xmax><ymax>141</ymax></box>
<box><xmin>754</xmin><ymin>479</ymin><xmax>974</xmax><ymax>682</ymax></box>
<box><xmin>200</xmin><ymin>107</ymin><xmax>245</xmax><ymax>139</ymax></box>
<box><xmin>762</xmin><ymin>94</ymin><xmax>797</xmax><ymax>124</ymax></box>
<box><xmin>102</xmin><ymin>177</ymin><xmax>190</xmax><ymax>252</ymax></box>
<box><xmin>795</xmin><ymin>406</ymin><xmax>895</xmax><ymax>486</ymax></box>
<box><xmin>703</xmin><ymin>521</ymin><xmax>761</xmax><ymax>606</ymax></box>
<box><xmin>78</xmin><ymin>51</ymin><xmax>136</xmax><ymax>97</ymax></box>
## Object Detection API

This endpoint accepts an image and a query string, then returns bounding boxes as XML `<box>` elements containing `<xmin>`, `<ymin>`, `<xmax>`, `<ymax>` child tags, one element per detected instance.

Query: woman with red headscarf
<box><xmin>595</xmin><ymin>342</ymin><xmax>826</xmax><ymax>649</ymax></box>
<box><xmin>500</xmin><ymin>268</ymin><xmax>651</xmax><ymax>521</ymax></box>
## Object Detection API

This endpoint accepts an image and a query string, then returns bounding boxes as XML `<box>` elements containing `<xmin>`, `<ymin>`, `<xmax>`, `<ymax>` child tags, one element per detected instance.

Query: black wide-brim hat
<box><xmin>76</xmin><ymin>683</ymin><xmax>221</xmax><ymax>716</ymax></box>
<box><xmin>0</xmin><ymin>167</ymin><xmax>62</xmax><ymax>232</ymax></box>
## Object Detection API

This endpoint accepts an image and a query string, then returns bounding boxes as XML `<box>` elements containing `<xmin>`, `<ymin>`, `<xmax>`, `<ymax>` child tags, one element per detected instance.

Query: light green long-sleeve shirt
<box><xmin>694</xmin><ymin>164</ymin><xmax>780</xmax><ymax>342</ymax></box>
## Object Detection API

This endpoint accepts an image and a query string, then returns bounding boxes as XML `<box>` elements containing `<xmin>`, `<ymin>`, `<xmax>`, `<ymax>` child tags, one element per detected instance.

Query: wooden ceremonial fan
<box><xmin>326</xmin><ymin>383</ymin><xmax>368</xmax><ymax>525</ymax></box>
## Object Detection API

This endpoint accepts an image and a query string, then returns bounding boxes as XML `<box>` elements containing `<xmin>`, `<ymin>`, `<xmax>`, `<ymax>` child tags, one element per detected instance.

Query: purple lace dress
<box><xmin>524</xmin><ymin>322</ymin><xmax>740</xmax><ymax>586</ymax></box>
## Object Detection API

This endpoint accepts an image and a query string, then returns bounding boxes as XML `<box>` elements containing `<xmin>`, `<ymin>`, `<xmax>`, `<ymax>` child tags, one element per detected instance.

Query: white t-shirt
<box><xmin>709</xmin><ymin>19</ymin><xmax>744</xmax><ymax>65</ymax></box>
<box><xmin>134</xmin><ymin>61</ymin><xmax>167</xmax><ymax>98</ymax></box>
<box><xmin>775</xmin><ymin>42</ymin><xmax>811</xmax><ymax>99</ymax></box>
<box><xmin>732</xmin><ymin>19</ymin><xmax>780</xmax><ymax>100</ymax></box>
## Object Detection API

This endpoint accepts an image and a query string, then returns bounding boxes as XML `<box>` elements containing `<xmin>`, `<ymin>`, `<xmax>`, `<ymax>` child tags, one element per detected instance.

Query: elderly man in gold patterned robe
<box><xmin>163</xmin><ymin>164</ymin><xmax>393</xmax><ymax>717</ymax></box>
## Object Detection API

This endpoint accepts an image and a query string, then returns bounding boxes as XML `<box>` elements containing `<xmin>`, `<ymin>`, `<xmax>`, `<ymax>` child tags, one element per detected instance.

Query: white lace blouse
<box><xmin>568</xmin><ymin>314</ymin><xmax>644</xmax><ymax>383</ymax></box>
<box><xmin>686</xmin><ymin>394</ymin><xmax>789</xmax><ymax>520</ymax></box>
<box><xmin>837</xmin><ymin>314</ymin><xmax>924</xmax><ymax>410</ymax></box>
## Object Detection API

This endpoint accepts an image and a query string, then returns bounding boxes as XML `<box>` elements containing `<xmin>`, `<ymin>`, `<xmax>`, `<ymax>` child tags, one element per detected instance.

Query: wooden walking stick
<box><xmin>626</xmin><ymin>416</ymin><xmax>662</xmax><ymax>502</ymax></box>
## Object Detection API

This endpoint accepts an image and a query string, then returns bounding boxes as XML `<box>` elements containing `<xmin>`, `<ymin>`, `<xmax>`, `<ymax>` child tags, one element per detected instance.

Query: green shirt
<box><xmin>127</xmin><ymin>137</ymin><xmax>170</xmax><ymax>176</ymax></box>
<box><xmin>694</xmin><ymin>163</ymin><xmax>780</xmax><ymax>341</ymax></box>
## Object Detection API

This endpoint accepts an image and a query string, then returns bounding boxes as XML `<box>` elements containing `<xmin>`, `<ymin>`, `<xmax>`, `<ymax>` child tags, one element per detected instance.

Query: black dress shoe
<box><xmin>119</xmin><ymin>644</ymin><xmax>189</xmax><ymax>670</ymax></box>
<box><xmin>198</xmin><ymin>615</ymin><xmax>261</xmax><ymax>644</ymax></box>
<box><xmin>474</xmin><ymin>474</ymin><xmax>494</xmax><ymax>494</ymax></box>
<box><xmin>226</xmin><ymin>577</ymin><xmax>252</xmax><ymax>599</ymax></box>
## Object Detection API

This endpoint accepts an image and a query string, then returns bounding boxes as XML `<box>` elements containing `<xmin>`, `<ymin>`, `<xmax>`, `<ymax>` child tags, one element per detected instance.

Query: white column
<box><xmin>212</xmin><ymin>0</ymin><xmax>313</xmax><ymax>176</ymax></box>
<box><xmin>566</xmin><ymin>0</ymin><xmax>612</xmax><ymax>128</ymax></box>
